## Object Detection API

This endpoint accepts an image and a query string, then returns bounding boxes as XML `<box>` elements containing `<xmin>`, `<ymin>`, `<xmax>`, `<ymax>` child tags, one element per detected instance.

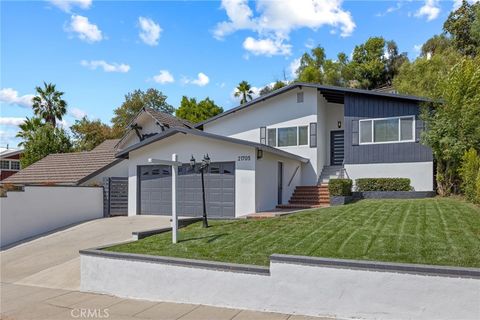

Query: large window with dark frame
<box><xmin>359</xmin><ymin>116</ymin><xmax>415</xmax><ymax>144</ymax></box>
<box><xmin>263</xmin><ymin>125</ymin><xmax>310</xmax><ymax>147</ymax></box>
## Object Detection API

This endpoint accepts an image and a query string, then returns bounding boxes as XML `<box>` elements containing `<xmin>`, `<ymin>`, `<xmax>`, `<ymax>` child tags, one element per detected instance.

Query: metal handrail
<box><xmin>288</xmin><ymin>166</ymin><xmax>300</xmax><ymax>187</ymax></box>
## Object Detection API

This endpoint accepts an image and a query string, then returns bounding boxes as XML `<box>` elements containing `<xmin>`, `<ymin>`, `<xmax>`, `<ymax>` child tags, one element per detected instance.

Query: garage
<box><xmin>138</xmin><ymin>162</ymin><xmax>235</xmax><ymax>218</ymax></box>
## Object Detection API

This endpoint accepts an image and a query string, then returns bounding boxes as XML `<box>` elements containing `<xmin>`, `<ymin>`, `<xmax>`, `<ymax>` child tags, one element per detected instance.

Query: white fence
<box><xmin>1</xmin><ymin>186</ymin><xmax>103</xmax><ymax>247</ymax></box>
<box><xmin>81</xmin><ymin>252</ymin><xmax>480</xmax><ymax>320</ymax></box>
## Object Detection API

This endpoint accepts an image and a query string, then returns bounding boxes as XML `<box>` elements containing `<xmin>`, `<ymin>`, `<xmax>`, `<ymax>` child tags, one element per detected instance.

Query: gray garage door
<box><xmin>139</xmin><ymin>162</ymin><xmax>235</xmax><ymax>218</ymax></box>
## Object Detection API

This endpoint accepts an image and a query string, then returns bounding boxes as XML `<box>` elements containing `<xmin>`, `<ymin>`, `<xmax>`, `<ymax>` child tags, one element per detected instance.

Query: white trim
<box><xmin>359</xmin><ymin>115</ymin><xmax>415</xmax><ymax>145</ymax></box>
<box><xmin>0</xmin><ymin>159</ymin><xmax>20</xmax><ymax>171</ymax></box>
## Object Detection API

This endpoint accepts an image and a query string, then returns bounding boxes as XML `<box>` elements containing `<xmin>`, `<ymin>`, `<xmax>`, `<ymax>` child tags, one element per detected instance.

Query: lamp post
<box><xmin>190</xmin><ymin>154</ymin><xmax>210</xmax><ymax>228</ymax></box>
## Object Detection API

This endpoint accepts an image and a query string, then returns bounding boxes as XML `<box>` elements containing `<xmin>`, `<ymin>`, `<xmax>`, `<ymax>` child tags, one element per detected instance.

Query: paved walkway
<box><xmin>0</xmin><ymin>216</ymin><xmax>329</xmax><ymax>320</ymax></box>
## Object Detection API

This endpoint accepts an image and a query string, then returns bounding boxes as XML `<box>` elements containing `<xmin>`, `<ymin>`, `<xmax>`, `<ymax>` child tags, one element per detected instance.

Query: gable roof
<box><xmin>0</xmin><ymin>148</ymin><xmax>23</xmax><ymax>158</ymax></box>
<box><xmin>3</xmin><ymin>139</ymin><xmax>122</xmax><ymax>186</ymax></box>
<box><xmin>195</xmin><ymin>82</ymin><xmax>431</xmax><ymax>128</ymax></box>
<box><xmin>116</xmin><ymin>127</ymin><xmax>309</xmax><ymax>163</ymax></box>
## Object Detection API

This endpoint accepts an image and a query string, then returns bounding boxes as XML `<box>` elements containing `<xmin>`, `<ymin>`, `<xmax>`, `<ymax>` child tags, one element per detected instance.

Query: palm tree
<box><xmin>32</xmin><ymin>82</ymin><xmax>67</xmax><ymax>127</ymax></box>
<box><xmin>234</xmin><ymin>81</ymin><xmax>254</xmax><ymax>104</ymax></box>
<box><xmin>16</xmin><ymin>117</ymin><xmax>44</xmax><ymax>146</ymax></box>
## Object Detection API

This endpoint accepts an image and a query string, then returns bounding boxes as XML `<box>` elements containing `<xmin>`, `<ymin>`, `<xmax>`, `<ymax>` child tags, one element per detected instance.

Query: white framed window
<box><xmin>0</xmin><ymin>160</ymin><xmax>9</xmax><ymax>170</ymax></box>
<box><xmin>10</xmin><ymin>160</ymin><xmax>20</xmax><ymax>170</ymax></box>
<box><xmin>359</xmin><ymin>116</ymin><xmax>415</xmax><ymax>145</ymax></box>
<box><xmin>267</xmin><ymin>126</ymin><xmax>310</xmax><ymax>147</ymax></box>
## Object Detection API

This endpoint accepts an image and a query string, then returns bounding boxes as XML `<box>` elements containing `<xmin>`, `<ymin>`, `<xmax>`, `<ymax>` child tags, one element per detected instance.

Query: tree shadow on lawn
<box><xmin>179</xmin><ymin>233</ymin><xmax>229</xmax><ymax>243</ymax></box>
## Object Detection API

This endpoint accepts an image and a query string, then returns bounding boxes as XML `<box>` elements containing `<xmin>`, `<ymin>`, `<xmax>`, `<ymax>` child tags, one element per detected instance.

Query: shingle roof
<box><xmin>145</xmin><ymin>108</ymin><xmax>193</xmax><ymax>128</ymax></box>
<box><xmin>3</xmin><ymin>139</ymin><xmax>122</xmax><ymax>185</ymax></box>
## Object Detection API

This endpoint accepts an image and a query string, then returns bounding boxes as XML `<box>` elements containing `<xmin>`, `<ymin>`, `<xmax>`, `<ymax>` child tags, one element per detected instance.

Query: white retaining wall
<box><xmin>81</xmin><ymin>254</ymin><xmax>479</xmax><ymax>320</ymax></box>
<box><xmin>1</xmin><ymin>186</ymin><xmax>103</xmax><ymax>247</ymax></box>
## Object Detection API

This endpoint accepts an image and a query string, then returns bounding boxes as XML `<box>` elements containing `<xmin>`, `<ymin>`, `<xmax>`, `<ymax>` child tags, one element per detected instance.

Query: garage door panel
<box><xmin>139</xmin><ymin>162</ymin><xmax>235</xmax><ymax>218</ymax></box>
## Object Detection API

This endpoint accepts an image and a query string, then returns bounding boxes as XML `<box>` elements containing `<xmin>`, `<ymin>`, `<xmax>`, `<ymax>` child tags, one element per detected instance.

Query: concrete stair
<box><xmin>317</xmin><ymin>165</ymin><xmax>344</xmax><ymax>184</ymax></box>
<box><xmin>276</xmin><ymin>185</ymin><xmax>330</xmax><ymax>209</ymax></box>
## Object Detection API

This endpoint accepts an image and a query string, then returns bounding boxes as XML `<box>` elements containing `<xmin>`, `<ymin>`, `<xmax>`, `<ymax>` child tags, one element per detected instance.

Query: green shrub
<box><xmin>459</xmin><ymin>148</ymin><xmax>480</xmax><ymax>203</ymax></box>
<box><xmin>355</xmin><ymin>178</ymin><xmax>412</xmax><ymax>192</ymax></box>
<box><xmin>476</xmin><ymin>168</ymin><xmax>480</xmax><ymax>204</ymax></box>
<box><xmin>329</xmin><ymin>179</ymin><xmax>352</xmax><ymax>196</ymax></box>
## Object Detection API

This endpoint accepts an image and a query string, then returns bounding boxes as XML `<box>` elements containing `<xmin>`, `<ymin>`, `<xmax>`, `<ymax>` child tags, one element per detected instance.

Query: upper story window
<box><xmin>266</xmin><ymin>126</ymin><xmax>309</xmax><ymax>147</ymax></box>
<box><xmin>0</xmin><ymin>160</ymin><xmax>9</xmax><ymax>170</ymax></box>
<box><xmin>359</xmin><ymin>116</ymin><xmax>415</xmax><ymax>144</ymax></box>
<box><xmin>0</xmin><ymin>160</ymin><xmax>20</xmax><ymax>171</ymax></box>
<box><xmin>10</xmin><ymin>161</ymin><xmax>20</xmax><ymax>170</ymax></box>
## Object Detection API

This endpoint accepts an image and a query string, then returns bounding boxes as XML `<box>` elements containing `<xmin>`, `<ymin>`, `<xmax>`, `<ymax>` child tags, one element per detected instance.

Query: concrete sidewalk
<box><xmin>0</xmin><ymin>283</ymin><xmax>326</xmax><ymax>320</ymax></box>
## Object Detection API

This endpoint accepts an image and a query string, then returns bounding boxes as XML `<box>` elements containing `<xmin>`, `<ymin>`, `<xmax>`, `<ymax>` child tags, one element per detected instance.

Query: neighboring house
<box><xmin>116</xmin><ymin>83</ymin><xmax>433</xmax><ymax>219</ymax></box>
<box><xmin>0</xmin><ymin>148</ymin><xmax>23</xmax><ymax>181</ymax></box>
<box><xmin>3</xmin><ymin>139</ymin><xmax>127</xmax><ymax>186</ymax></box>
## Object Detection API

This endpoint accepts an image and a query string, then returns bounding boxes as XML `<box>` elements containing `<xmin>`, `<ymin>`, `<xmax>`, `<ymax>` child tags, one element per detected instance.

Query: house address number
<box><xmin>237</xmin><ymin>155</ymin><xmax>251</xmax><ymax>161</ymax></box>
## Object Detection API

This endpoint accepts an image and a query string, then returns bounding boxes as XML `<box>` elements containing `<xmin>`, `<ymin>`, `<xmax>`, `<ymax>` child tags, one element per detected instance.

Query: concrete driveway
<box><xmin>1</xmin><ymin>216</ymin><xmax>171</xmax><ymax>290</ymax></box>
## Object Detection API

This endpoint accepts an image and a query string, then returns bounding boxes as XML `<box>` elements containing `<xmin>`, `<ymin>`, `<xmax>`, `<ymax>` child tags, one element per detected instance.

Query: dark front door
<box><xmin>330</xmin><ymin>130</ymin><xmax>345</xmax><ymax>166</ymax></box>
<box><xmin>277</xmin><ymin>162</ymin><xmax>283</xmax><ymax>205</ymax></box>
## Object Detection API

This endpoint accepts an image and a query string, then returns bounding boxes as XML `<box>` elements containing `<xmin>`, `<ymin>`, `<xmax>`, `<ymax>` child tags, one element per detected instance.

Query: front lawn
<box><xmin>106</xmin><ymin>198</ymin><xmax>480</xmax><ymax>267</ymax></box>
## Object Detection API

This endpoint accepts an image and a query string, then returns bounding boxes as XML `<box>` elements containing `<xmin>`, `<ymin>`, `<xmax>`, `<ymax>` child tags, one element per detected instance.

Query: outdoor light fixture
<box><xmin>338</xmin><ymin>121</ymin><xmax>342</xmax><ymax>128</ymax></box>
<box><xmin>257</xmin><ymin>149</ymin><xmax>263</xmax><ymax>159</ymax></box>
<box><xmin>190</xmin><ymin>154</ymin><xmax>210</xmax><ymax>228</ymax></box>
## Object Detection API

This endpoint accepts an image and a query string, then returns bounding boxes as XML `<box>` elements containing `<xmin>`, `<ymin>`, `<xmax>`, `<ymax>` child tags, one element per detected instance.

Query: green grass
<box><xmin>106</xmin><ymin>198</ymin><xmax>480</xmax><ymax>267</ymax></box>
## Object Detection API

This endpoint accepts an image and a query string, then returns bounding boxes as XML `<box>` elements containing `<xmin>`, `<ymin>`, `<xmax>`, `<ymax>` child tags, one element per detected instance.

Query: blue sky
<box><xmin>0</xmin><ymin>0</ymin><xmax>462</xmax><ymax>147</ymax></box>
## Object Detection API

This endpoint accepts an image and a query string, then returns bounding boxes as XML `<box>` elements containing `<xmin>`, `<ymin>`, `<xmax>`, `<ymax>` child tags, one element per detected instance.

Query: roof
<box><xmin>116</xmin><ymin>127</ymin><xmax>309</xmax><ymax>163</ymax></box>
<box><xmin>92</xmin><ymin>139</ymin><xmax>121</xmax><ymax>152</ymax></box>
<box><xmin>0</xmin><ymin>148</ymin><xmax>23</xmax><ymax>158</ymax></box>
<box><xmin>145</xmin><ymin>108</ymin><xmax>193</xmax><ymax>129</ymax></box>
<box><xmin>3</xmin><ymin>139</ymin><xmax>122</xmax><ymax>185</ymax></box>
<box><xmin>196</xmin><ymin>82</ymin><xmax>431</xmax><ymax>128</ymax></box>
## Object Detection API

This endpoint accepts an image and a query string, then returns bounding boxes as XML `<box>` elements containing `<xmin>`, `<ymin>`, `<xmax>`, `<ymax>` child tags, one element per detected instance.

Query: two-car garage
<box><xmin>139</xmin><ymin>162</ymin><xmax>235</xmax><ymax>218</ymax></box>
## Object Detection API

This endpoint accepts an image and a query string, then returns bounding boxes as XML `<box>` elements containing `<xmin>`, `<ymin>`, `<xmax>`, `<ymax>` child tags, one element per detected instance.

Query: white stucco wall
<box><xmin>127</xmin><ymin>133</ymin><xmax>257</xmax><ymax>217</ymax></box>
<box><xmin>81</xmin><ymin>254</ymin><xmax>479</xmax><ymax>320</ymax></box>
<box><xmin>204</xmin><ymin>88</ymin><xmax>319</xmax><ymax>185</ymax></box>
<box><xmin>345</xmin><ymin>161</ymin><xmax>434</xmax><ymax>191</ymax></box>
<box><xmin>0</xmin><ymin>186</ymin><xmax>103</xmax><ymax>247</ymax></box>
<box><xmin>81</xmin><ymin>159</ymin><xmax>129</xmax><ymax>186</ymax></box>
<box><xmin>255</xmin><ymin>152</ymin><xmax>302</xmax><ymax>211</ymax></box>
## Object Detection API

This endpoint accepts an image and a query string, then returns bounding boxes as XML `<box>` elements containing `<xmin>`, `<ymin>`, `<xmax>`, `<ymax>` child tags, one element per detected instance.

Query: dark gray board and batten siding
<box><xmin>344</xmin><ymin>93</ymin><xmax>433</xmax><ymax>165</ymax></box>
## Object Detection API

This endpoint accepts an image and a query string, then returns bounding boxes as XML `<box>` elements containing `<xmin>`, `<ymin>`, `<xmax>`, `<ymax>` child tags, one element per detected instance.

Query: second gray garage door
<box><xmin>139</xmin><ymin>162</ymin><xmax>235</xmax><ymax>218</ymax></box>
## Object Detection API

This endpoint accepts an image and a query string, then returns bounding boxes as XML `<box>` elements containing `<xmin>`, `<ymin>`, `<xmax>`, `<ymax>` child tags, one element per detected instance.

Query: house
<box><xmin>0</xmin><ymin>148</ymin><xmax>23</xmax><ymax>181</ymax></box>
<box><xmin>3</xmin><ymin>139</ymin><xmax>127</xmax><ymax>186</ymax></box>
<box><xmin>116</xmin><ymin>83</ymin><xmax>434</xmax><ymax>219</ymax></box>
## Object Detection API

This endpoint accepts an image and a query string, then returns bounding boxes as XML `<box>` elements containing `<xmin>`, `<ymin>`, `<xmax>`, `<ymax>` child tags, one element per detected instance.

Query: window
<box><xmin>278</xmin><ymin>127</ymin><xmax>298</xmax><ymax>147</ymax></box>
<box><xmin>0</xmin><ymin>160</ymin><xmax>9</xmax><ymax>170</ymax></box>
<box><xmin>359</xmin><ymin>116</ymin><xmax>415</xmax><ymax>144</ymax></box>
<box><xmin>296</xmin><ymin>92</ymin><xmax>304</xmax><ymax>103</ymax></box>
<box><xmin>298</xmin><ymin>126</ymin><xmax>308</xmax><ymax>145</ymax></box>
<box><xmin>267</xmin><ymin>128</ymin><xmax>277</xmax><ymax>147</ymax></box>
<box><xmin>310</xmin><ymin>123</ymin><xmax>317</xmax><ymax>147</ymax></box>
<box><xmin>10</xmin><ymin>161</ymin><xmax>20</xmax><ymax>170</ymax></box>
<box><xmin>260</xmin><ymin>127</ymin><xmax>266</xmax><ymax>144</ymax></box>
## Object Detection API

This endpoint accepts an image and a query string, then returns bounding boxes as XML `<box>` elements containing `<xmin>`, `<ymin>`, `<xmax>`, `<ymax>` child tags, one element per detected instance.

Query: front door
<box><xmin>330</xmin><ymin>130</ymin><xmax>345</xmax><ymax>166</ymax></box>
<box><xmin>277</xmin><ymin>162</ymin><xmax>283</xmax><ymax>205</ymax></box>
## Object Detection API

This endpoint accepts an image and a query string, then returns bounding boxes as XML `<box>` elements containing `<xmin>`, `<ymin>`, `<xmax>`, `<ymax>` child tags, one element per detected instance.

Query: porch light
<box><xmin>190</xmin><ymin>155</ymin><xmax>196</xmax><ymax>167</ymax></box>
<box><xmin>337</xmin><ymin>121</ymin><xmax>342</xmax><ymax>128</ymax></box>
<box><xmin>203</xmin><ymin>154</ymin><xmax>211</xmax><ymax>166</ymax></box>
<box><xmin>257</xmin><ymin>149</ymin><xmax>263</xmax><ymax>159</ymax></box>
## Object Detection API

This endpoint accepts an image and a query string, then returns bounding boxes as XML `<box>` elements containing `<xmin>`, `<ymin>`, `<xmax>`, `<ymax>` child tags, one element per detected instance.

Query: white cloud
<box><xmin>0</xmin><ymin>117</ymin><xmax>26</xmax><ymax>126</ymax></box>
<box><xmin>69</xmin><ymin>107</ymin><xmax>87</xmax><ymax>119</ymax></box>
<box><xmin>305</xmin><ymin>38</ymin><xmax>315</xmax><ymax>49</ymax></box>
<box><xmin>138</xmin><ymin>17</ymin><xmax>162</xmax><ymax>46</ymax></box>
<box><xmin>0</xmin><ymin>88</ymin><xmax>34</xmax><ymax>108</ymax></box>
<box><xmin>49</xmin><ymin>0</ymin><xmax>92</xmax><ymax>12</ymax></box>
<box><xmin>213</xmin><ymin>0</ymin><xmax>355</xmax><ymax>56</ymax></box>
<box><xmin>184</xmin><ymin>72</ymin><xmax>210</xmax><ymax>86</ymax></box>
<box><xmin>68</xmin><ymin>15</ymin><xmax>103</xmax><ymax>42</ymax></box>
<box><xmin>415</xmin><ymin>0</ymin><xmax>440</xmax><ymax>21</ymax></box>
<box><xmin>243</xmin><ymin>37</ymin><xmax>292</xmax><ymax>56</ymax></box>
<box><xmin>376</xmin><ymin>1</ymin><xmax>403</xmax><ymax>17</ymax></box>
<box><xmin>80</xmin><ymin>60</ymin><xmax>130</xmax><ymax>73</ymax></box>
<box><xmin>289</xmin><ymin>57</ymin><xmax>301</xmax><ymax>79</ymax></box>
<box><xmin>153</xmin><ymin>70</ymin><xmax>175</xmax><ymax>84</ymax></box>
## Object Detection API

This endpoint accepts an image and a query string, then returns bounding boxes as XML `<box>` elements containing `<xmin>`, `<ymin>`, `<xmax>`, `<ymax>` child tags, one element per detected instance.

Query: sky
<box><xmin>0</xmin><ymin>0</ymin><xmax>469</xmax><ymax>147</ymax></box>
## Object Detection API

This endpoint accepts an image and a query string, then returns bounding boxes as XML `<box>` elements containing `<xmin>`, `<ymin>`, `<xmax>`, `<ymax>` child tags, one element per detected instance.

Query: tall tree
<box><xmin>421</xmin><ymin>56</ymin><xmax>480</xmax><ymax>195</ymax></box>
<box><xmin>112</xmin><ymin>88</ymin><xmax>174</xmax><ymax>135</ymax></box>
<box><xmin>259</xmin><ymin>81</ymin><xmax>287</xmax><ymax>96</ymax></box>
<box><xmin>234</xmin><ymin>81</ymin><xmax>254</xmax><ymax>104</ymax></box>
<box><xmin>20</xmin><ymin>124</ymin><xmax>72</xmax><ymax>168</ymax></box>
<box><xmin>443</xmin><ymin>0</ymin><xmax>480</xmax><ymax>57</ymax></box>
<box><xmin>176</xmin><ymin>96</ymin><xmax>223</xmax><ymax>123</ymax></box>
<box><xmin>16</xmin><ymin>117</ymin><xmax>44</xmax><ymax>146</ymax></box>
<box><xmin>31</xmin><ymin>82</ymin><xmax>67</xmax><ymax>127</ymax></box>
<box><xmin>70</xmin><ymin>117</ymin><xmax>116</xmax><ymax>151</ymax></box>
<box><xmin>421</xmin><ymin>34</ymin><xmax>453</xmax><ymax>57</ymax></box>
